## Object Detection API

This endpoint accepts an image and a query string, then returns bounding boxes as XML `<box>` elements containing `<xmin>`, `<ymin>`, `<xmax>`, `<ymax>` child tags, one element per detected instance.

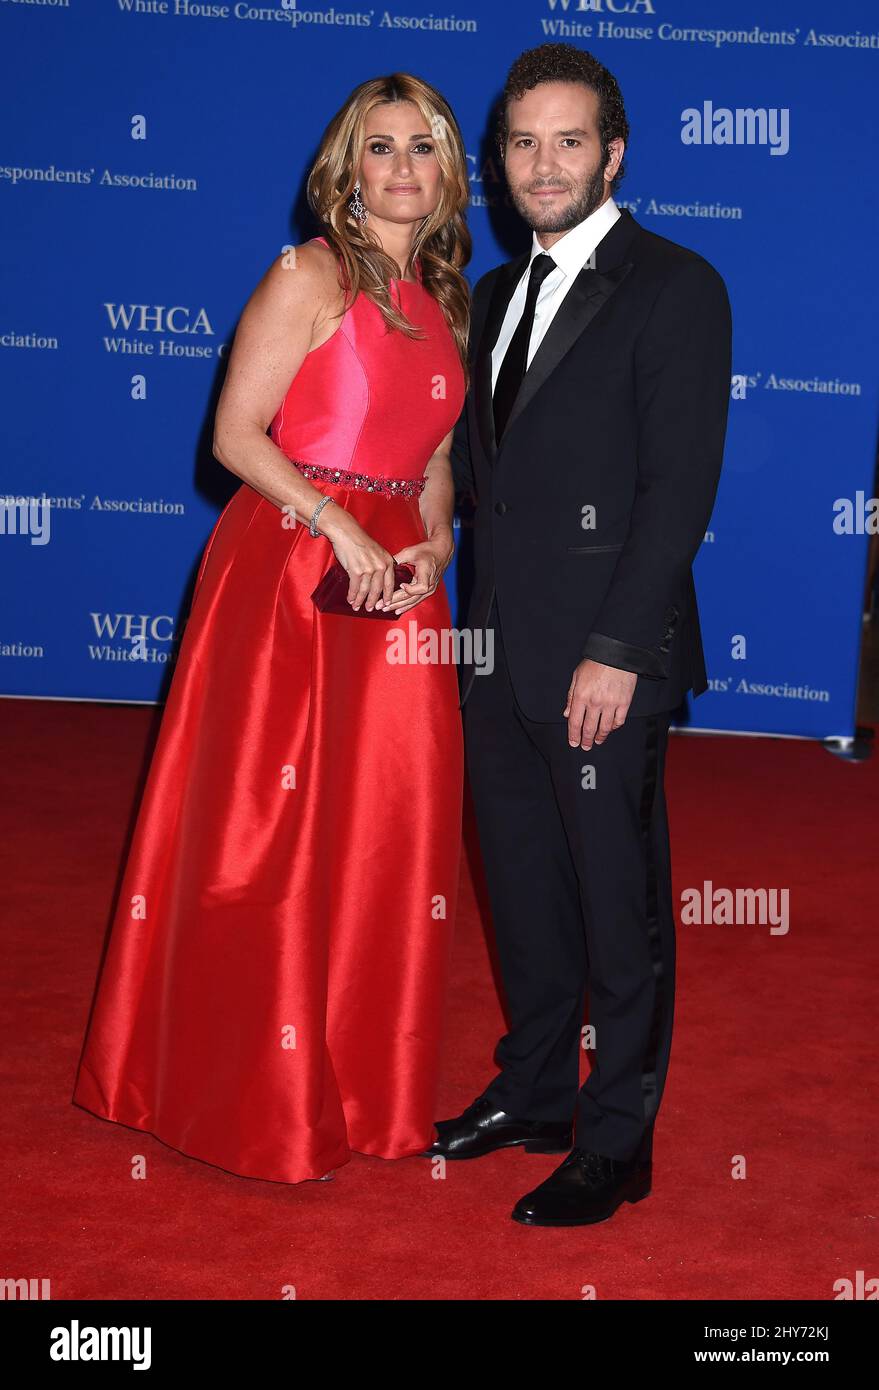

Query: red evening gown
<box><xmin>72</xmin><ymin>237</ymin><xmax>466</xmax><ymax>1183</ymax></box>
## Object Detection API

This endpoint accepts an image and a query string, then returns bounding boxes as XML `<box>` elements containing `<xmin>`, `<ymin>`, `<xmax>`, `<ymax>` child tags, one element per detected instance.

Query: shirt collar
<box><xmin>527</xmin><ymin>195</ymin><xmax>621</xmax><ymax>281</ymax></box>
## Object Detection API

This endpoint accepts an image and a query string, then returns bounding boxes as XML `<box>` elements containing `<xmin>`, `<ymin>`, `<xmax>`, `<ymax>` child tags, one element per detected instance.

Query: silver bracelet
<box><xmin>308</xmin><ymin>495</ymin><xmax>335</xmax><ymax>538</ymax></box>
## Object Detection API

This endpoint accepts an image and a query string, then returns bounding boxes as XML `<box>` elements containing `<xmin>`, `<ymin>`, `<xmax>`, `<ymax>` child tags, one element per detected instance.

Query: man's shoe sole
<box><xmin>423</xmin><ymin>1135</ymin><xmax>572</xmax><ymax>1160</ymax></box>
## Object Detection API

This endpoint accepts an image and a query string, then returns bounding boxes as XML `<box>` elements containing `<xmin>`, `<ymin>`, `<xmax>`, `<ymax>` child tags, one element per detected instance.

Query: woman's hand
<box><xmin>382</xmin><ymin>525</ymin><xmax>455</xmax><ymax>617</ymax></box>
<box><xmin>320</xmin><ymin>508</ymin><xmax>398</xmax><ymax>612</ymax></box>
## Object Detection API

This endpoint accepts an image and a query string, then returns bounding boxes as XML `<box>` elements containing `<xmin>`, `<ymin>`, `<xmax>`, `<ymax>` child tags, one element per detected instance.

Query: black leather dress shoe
<box><xmin>511</xmin><ymin>1148</ymin><xmax>652</xmax><ymax>1226</ymax></box>
<box><xmin>423</xmin><ymin>1096</ymin><xmax>572</xmax><ymax>1160</ymax></box>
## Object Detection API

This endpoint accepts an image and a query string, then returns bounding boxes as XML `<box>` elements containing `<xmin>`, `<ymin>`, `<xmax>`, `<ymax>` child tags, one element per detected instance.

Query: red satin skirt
<box><xmin>73</xmin><ymin>480</ymin><xmax>464</xmax><ymax>1183</ymax></box>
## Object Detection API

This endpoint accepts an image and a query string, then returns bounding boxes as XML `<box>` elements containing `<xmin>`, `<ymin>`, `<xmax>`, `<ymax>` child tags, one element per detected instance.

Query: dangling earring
<box><xmin>348</xmin><ymin>180</ymin><xmax>368</xmax><ymax>224</ymax></box>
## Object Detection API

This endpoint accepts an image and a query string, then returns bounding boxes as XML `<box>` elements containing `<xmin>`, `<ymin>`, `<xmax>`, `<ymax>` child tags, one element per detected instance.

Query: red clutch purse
<box><xmin>311</xmin><ymin>560</ymin><xmax>416</xmax><ymax>618</ymax></box>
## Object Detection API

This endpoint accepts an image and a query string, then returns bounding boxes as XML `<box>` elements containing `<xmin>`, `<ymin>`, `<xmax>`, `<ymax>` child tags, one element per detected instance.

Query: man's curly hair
<box><xmin>496</xmin><ymin>43</ymin><xmax>630</xmax><ymax>192</ymax></box>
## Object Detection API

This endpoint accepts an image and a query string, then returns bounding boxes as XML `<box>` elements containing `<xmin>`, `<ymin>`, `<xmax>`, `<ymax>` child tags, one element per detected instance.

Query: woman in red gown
<box><xmin>72</xmin><ymin>75</ymin><xmax>471</xmax><ymax>1184</ymax></box>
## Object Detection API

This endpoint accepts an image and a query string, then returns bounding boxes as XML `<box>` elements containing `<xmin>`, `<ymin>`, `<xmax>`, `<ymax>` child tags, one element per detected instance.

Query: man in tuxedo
<box><xmin>428</xmin><ymin>43</ymin><xmax>732</xmax><ymax>1226</ymax></box>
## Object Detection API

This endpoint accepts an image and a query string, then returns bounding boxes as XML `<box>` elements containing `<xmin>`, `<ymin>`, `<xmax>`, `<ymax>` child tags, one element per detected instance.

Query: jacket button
<box><xmin>494</xmin><ymin>501</ymin><xmax>508</xmax><ymax>516</ymax></box>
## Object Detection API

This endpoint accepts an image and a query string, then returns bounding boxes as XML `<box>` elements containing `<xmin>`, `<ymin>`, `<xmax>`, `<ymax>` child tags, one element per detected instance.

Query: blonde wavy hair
<box><xmin>306</xmin><ymin>73</ymin><xmax>472</xmax><ymax>385</ymax></box>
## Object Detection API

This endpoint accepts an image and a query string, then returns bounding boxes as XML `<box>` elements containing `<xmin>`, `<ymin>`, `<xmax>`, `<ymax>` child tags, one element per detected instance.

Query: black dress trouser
<box><xmin>463</xmin><ymin>598</ymin><xmax>676</xmax><ymax>1164</ymax></box>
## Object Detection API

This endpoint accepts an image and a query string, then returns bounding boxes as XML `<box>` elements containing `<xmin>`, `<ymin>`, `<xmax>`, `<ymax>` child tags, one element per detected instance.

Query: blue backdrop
<box><xmin>2</xmin><ymin>0</ymin><xmax>877</xmax><ymax>738</ymax></box>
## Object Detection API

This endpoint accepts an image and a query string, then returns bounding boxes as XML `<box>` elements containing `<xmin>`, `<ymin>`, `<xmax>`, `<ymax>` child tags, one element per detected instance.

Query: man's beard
<box><xmin>509</xmin><ymin>161</ymin><xmax>608</xmax><ymax>234</ymax></box>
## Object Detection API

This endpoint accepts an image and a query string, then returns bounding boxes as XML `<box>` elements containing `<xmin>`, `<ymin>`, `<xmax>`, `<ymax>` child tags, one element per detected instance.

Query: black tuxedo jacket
<box><xmin>451</xmin><ymin>207</ymin><xmax>732</xmax><ymax>722</ymax></box>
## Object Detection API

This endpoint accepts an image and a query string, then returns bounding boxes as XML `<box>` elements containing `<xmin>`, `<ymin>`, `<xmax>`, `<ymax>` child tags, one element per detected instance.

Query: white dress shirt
<box><xmin>491</xmin><ymin>196</ymin><xmax>621</xmax><ymax>394</ymax></box>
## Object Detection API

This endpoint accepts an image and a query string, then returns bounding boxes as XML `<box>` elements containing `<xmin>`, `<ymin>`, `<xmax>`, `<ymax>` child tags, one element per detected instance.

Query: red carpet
<box><xmin>1</xmin><ymin>698</ymin><xmax>876</xmax><ymax>1300</ymax></box>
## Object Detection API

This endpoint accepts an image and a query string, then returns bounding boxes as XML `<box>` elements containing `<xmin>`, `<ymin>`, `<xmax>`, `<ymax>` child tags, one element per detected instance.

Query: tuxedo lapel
<box><xmin>474</xmin><ymin>208</ymin><xmax>641</xmax><ymax>462</ymax></box>
<box><xmin>474</xmin><ymin>251</ymin><xmax>528</xmax><ymax>461</ymax></box>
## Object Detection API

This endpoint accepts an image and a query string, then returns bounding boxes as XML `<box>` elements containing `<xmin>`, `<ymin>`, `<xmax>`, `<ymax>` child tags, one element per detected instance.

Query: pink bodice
<box><xmin>270</xmin><ymin>236</ymin><xmax>466</xmax><ymax>482</ymax></box>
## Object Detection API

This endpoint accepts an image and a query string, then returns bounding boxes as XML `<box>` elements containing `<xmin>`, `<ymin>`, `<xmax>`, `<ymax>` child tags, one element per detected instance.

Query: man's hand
<box><xmin>564</xmin><ymin>659</ymin><xmax>638</xmax><ymax>750</ymax></box>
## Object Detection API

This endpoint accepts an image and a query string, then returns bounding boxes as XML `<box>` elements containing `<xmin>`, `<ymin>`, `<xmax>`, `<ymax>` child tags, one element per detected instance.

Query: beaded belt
<box><xmin>291</xmin><ymin>459</ymin><xmax>425</xmax><ymax>499</ymax></box>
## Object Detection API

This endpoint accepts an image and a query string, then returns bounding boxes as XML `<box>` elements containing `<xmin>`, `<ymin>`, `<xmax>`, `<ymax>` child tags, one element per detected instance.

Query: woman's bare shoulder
<box><xmin>254</xmin><ymin>238</ymin><xmax>343</xmax><ymax>317</ymax></box>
